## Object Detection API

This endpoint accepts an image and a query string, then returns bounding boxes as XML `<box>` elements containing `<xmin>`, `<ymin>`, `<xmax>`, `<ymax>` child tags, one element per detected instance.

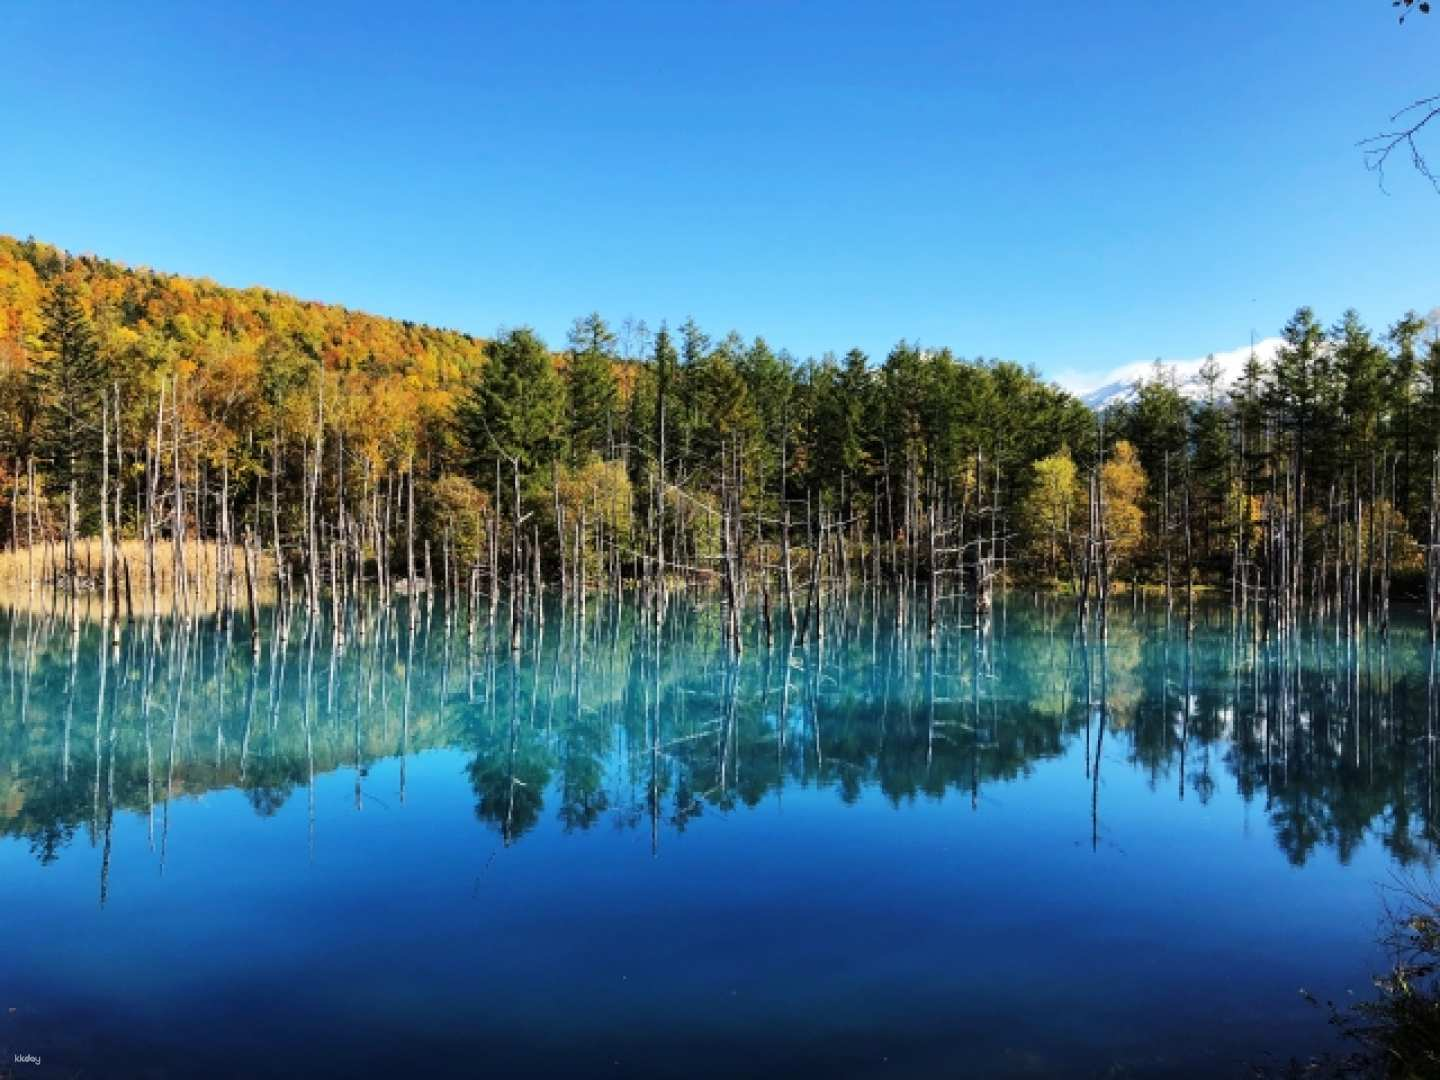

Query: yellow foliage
<box><xmin>1101</xmin><ymin>440</ymin><xmax>1147</xmax><ymax>566</ymax></box>
<box><xmin>430</xmin><ymin>474</ymin><xmax>491</xmax><ymax>565</ymax></box>
<box><xmin>547</xmin><ymin>460</ymin><xmax>633</xmax><ymax>576</ymax></box>
<box><xmin>0</xmin><ymin>235</ymin><xmax>488</xmax><ymax>476</ymax></box>
<box><xmin>1344</xmin><ymin>499</ymin><xmax>1423</xmax><ymax>572</ymax></box>
<box><xmin>553</xmin><ymin>460</ymin><xmax>633</xmax><ymax>538</ymax></box>
<box><xmin>1021</xmin><ymin>447</ymin><xmax>1078</xmax><ymax>573</ymax></box>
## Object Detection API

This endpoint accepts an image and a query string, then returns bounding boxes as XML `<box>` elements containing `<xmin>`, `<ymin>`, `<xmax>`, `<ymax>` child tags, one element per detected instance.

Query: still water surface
<box><xmin>1</xmin><ymin>596</ymin><xmax>1435</xmax><ymax>1077</ymax></box>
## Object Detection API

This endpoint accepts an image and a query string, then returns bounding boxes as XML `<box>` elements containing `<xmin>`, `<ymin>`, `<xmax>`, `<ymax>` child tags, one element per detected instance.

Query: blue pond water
<box><xmin>0</xmin><ymin>596</ymin><xmax>1433</xmax><ymax>1077</ymax></box>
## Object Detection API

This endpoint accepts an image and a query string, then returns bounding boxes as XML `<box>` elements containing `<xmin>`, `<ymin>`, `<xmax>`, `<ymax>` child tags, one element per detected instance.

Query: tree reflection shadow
<box><xmin>0</xmin><ymin>596</ymin><xmax>1436</xmax><ymax>890</ymax></box>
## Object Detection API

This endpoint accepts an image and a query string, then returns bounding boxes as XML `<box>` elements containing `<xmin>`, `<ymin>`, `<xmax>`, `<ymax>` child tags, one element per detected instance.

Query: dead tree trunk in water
<box><xmin>926</xmin><ymin>473</ymin><xmax>937</xmax><ymax>638</ymax></box>
<box><xmin>1163</xmin><ymin>453</ymin><xmax>1172</xmax><ymax>609</ymax></box>
<box><xmin>798</xmin><ymin>493</ymin><xmax>822</xmax><ymax>648</ymax></box>
<box><xmin>490</xmin><ymin>461</ymin><xmax>501</xmax><ymax>623</ymax></box>
<box><xmin>100</xmin><ymin>389</ymin><xmax>112</xmax><ymax>623</ymax></box>
<box><xmin>218</xmin><ymin>452</ymin><xmax>233</xmax><ymax>619</ymax></box>
<box><xmin>1430</xmin><ymin>451</ymin><xmax>1438</xmax><ymax>642</ymax></box>
<box><xmin>510</xmin><ymin>459</ymin><xmax>522</xmax><ymax>652</ymax></box>
<box><xmin>1096</xmin><ymin>444</ymin><xmax>1110</xmax><ymax>638</ymax></box>
<box><xmin>305</xmin><ymin>390</ymin><xmax>324</xmax><ymax>618</ymax></box>
<box><xmin>780</xmin><ymin>426</ymin><xmax>797</xmax><ymax>634</ymax></box>
<box><xmin>171</xmin><ymin>377</ymin><xmax>189</xmax><ymax>621</ymax></box>
<box><xmin>270</xmin><ymin>425</ymin><xmax>284</xmax><ymax>627</ymax></box>
<box><xmin>654</xmin><ymin>379</ymin><xmax>667</xmax><ymax>610</ymax></box>
<box><xmin>406</xmin><ymin>458</ymin><xmax>418</xmax><ymax>618</ymax></box>
<box><xmin>1183</xmin><ymin>475</ymin><xmax>1194</xmax><ymax>635</ymax></box>
<box><xmin>1076</xmin><ymin>473</ymin><xmax>1092</xmax><ymax>620</ymax></box>
<box><xmin>145</xmin><ymin>391</ymin><xmax>161</xmax><ymax>618</ymax></box>
<box><xmin>26</xmin><ymin>456</ymin><xmax>36</xmax><ymax>603</ymax></box>
<box><xmin>718</xmin><ymin>441</ymin><xmax>742</xmax><ymax>657</ymax></box>
<box><xmin>552</xmin><ymin>460</ymin><xmax>567</xmax><ymax>600</ymax></box>
<box><xmin>243</xmin><ymin>525</ymin><xmax>261</xmax><ymax>653</ymax></box>
<box><xmin>1382</xmin><ymin>453</ymin><xmax>1394</xmax><ymax>637</ymax></box>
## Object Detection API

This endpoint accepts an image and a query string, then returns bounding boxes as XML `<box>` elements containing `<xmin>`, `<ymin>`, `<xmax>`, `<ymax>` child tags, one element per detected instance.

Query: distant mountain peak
<box><xmin>1067</xmin><ymin>338</ymin><xmax>1288</xmax><ymax>410</ymax></box>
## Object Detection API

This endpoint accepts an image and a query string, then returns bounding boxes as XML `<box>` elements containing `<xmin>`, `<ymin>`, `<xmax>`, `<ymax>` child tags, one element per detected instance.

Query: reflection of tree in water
<box><xmin>466</xmin><ymin>716</ymin><xmax>553</xmax><ymax>845</ymax></box>
<box><xmin>245</xmin><ymin>784</ymin><xmax>293</xmax><ymax>818</ymax></box>
<box><xmin>668</xmin><ymin>780</ymin><xmax>704</xmax><ymax>832</ymax></box>
<box><xmin>555</xmin><ymin>709</ymin><xmax>609</xmax><ymax>832</ymax></box>
<box><xmin>557</xmin><ymin>773</ymin><xmax>609</xmax><ymax>832</ymax></box>
<box><xmin>28</xmin><ymin>821</ymin><xmax>75</xmax><ymax>865</ymax></box>
<box><xmin>2</xmin><ymin>598</ymin><xmax>1439</xmax><ymax>874</ymax></box>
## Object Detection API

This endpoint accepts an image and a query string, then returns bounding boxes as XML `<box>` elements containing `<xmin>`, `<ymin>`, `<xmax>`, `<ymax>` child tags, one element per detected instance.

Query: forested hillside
<box><xmin>1</xmin><ymin>234</ymin><xmax>1436</xmax><ymax>644</ymax></box>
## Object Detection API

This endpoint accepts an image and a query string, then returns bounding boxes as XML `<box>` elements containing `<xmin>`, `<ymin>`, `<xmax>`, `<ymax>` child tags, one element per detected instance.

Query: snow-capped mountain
<box><xmin>1068</xmin><ymin>307</ymin><xmax>1440</xmax><ymax>412</ymax></box>
<box><xmin>1066</xmin><ymin>338</ymin><xmax>1285</xmax><ymax>410</ymax></box>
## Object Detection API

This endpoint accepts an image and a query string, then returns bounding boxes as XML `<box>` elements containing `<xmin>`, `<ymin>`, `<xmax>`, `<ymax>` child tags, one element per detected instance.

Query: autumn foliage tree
<box><xmin>1021</xmin><ymin>447</ymin><xmax>1079</xmax><ymax>580</ymax></box>
<box><xmin>1102</xmin><ymin>440</ymin><xmax>1147</xmax><ymax>574</ymax></box>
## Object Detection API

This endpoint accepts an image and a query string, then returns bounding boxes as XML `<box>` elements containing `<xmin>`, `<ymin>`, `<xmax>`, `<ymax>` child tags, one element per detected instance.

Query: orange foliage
<box><xmin>0</xmin><ymin>235</ymin><xmax>490</xmax><ymax>474</ymax></box>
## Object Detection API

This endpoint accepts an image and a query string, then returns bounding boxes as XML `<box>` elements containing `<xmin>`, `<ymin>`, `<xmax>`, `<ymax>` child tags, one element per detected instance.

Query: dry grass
<box><xmin>0</xmin><ymin>537</ymin><xmax>278</xmax><ymax>617</ymax></box>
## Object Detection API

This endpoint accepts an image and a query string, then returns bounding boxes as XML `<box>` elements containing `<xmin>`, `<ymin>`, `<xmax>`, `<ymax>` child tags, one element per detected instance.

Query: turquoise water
<box><xmin>0</xmin><ymin>596</ymin><xmax>1434</xmax><ymax>1077</ymax></box>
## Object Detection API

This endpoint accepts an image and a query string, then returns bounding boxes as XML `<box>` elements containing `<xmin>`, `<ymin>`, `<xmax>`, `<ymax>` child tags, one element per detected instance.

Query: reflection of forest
<box><xmin>2</xmin><ymin>597</ymin><xmax>1437</xmax><ymax>875</ymax></box>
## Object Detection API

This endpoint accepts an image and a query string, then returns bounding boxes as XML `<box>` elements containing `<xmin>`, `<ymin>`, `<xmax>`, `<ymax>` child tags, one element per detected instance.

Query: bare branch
<box><xmin>1359</xmin><ymin>94</ymin><xmax>1440</xmax><ymax>193</ymax></box>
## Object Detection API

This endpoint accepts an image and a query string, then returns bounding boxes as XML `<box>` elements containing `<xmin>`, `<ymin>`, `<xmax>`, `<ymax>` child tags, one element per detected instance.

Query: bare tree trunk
<box><xmin>171</xmin><ymin>377</ymin><xmax>189</xmax><ymax>621</ymax></box>
<box><xmin>270</xmin><ymin>425</ymin><xmax>284</xmax><ymax>622</ymax></box>
<box><xmin>1078</xmin><ymin>469</ymin><xmax>1097</xmax><ymax>623</ymax></box>
<box><xmin>1163</xmin><ymin>452</ymin><xmax>1172</xmax><ymax>609</ymax></box>
<box><xmin>1422</xmin><ymin>449</ymin><xmax>1434</xmax><ymax>642</ymax></box>
<box><xmin>798</xmin><ymin>494</ymin><xmax>821</xmax><ymax>648</ymax></box>
<box><xmin>65</xmin><ymin>471</ymin><xmax>77</xmax><ymax>597</ymax></box>
<box><xmin>926</xmin><ymin>472</ymin><xmax>937</xmax><ymax>638</ymax></box>
<box><xmin>510</xmin><ymin>459</ymin><xmax>522</xmax><ymax>652</ymax></box>
<box><xmin>406</xmin><ymin>458</ymin><xmax>418</xmax><ymax>621</ymax></box>
<box><xmin>780</xmin><ymin>427</ymin><xmax>797</xmax><ymax>633</ymax></box>
<box><xmin>655</xmin><ymin>387</ymin><xmax>667</xmax><ymax>609</ymax></box>
<box><xmin>243</xmin><ymin>525</ymin><xmax>261</xmax><ymax>653</ymax></box>
<box><xmin>552</xmin><ymin>460</ymin><xmax>567</xmax><ymax>599</ymax></box>
<box><xmin>101</xmin><ymin>389</ymin><xmax>112</xmax><ymax>624</ymax></box>
<box><xmin>217</xmin><ymin>452</ymin><xmax>231</xmax><ymax>617</ymax></box>
<box><xmin>489</xmin><ymin>464</ymin><xmax>500</xmax><ymax>622</ymax></box>
<box><xmin>8</xmin><ymin>456</ymin><xmax>17</xmax><ymax>574</ymax></box>
<box><xmin>113</xmin><ymin>385</ymin><xmax>129</xmax><ymax>624</ymax></box>
<box><xmin>1368</xmin><ymin>453</ymin><xmax>1377</xmax><ymax>627</ymax></box>
<box><xmin>306</xmin><ymin>390</ymin><xmax>324</xmax><ymax>617</ymax></box>
<box><xmin>531</xmin><ymin>522</ymin><xmax>543</xmax><ymax>627</ymax></box>
<box><xmin>1183</xmin><ymin>474</ymin><xmax>1194</xmax><ymax>634</ymax></box>
<box><xmin>26</xmin><ymin>456</ymin><xmax>36</xmax><ymax>604</ymax></box>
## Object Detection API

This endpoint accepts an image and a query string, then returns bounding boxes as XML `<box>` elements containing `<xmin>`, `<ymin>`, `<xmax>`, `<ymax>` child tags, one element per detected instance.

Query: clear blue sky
<box><xmin>2</xmin><ymin>1</ymin><xmax>1436</xmax><ymax>384</ymax></box>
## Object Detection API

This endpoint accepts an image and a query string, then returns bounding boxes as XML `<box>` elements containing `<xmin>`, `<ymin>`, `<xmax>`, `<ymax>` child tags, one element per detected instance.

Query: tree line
<box><xmin>1097</xmin><ymin>306</ymin><xmax>1440</xmax><ymax>638</ymax></box>
<box><xmin>2</xmin><ymin>236</ymin><xmax>1438</xmax><ymax>644</ymax></box>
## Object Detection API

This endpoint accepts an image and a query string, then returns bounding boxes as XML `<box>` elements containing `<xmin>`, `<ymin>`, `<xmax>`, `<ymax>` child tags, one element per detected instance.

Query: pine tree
<box><xmin>459</xmin><ymin>327</ymin><xmax>565</xmax><ymax>476</ymax></box>
<box><xmin>565</xmin><ymin>313</ymin><xmax>619</xmax><ymax>464</ymax></box>
<box><xmin>1118</xmin><ymin>367</ymin><xmax>1187</xmax><ymax>576</ymax></box>
<box><xmin>32</xmin><ymin>278</ymin><xmax>107</xmax><ymax>580</ymax></box>
<box><xmin>807</xmin><ymin>350</ymin><xmax>868</xmax><ymax>498</ymax></box>
<box><xmin>1389</xmin><ymin>311</ymin><xmax>1428</xmax><ymax>518</ymax></box>
<box><xmin>652</xmin><ymin>324</ymin><xmax>678</xmax><ymax>475</ymax></box>
<box><xmin>1191</xmin><ymin>355</ymin><xmax>1234</xmax><ymax>563</ymax></box>
<box><xmin>1335</xmin><ymin>310</ymin><xmax>1387</xmax><ymax>454</ymax></box>
<box><xmin>675</xmin><ymin>317</ymin><xmax>710</xmax><ymax>467</ymax></box>
<box><xmin>1267</xmin><ymin>307</ymin><xmax>1328</xmax><ymax>475</ymax></box>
